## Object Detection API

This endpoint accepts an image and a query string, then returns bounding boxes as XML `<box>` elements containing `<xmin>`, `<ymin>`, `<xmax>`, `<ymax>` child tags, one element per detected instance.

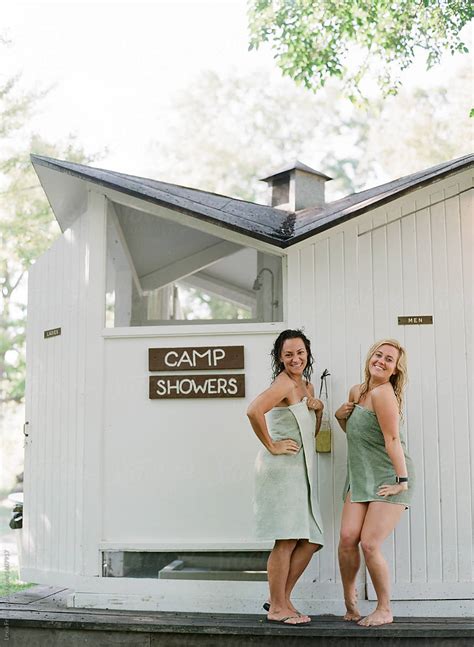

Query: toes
<box><xmin>344</xmin><ymin>611</ymin><xmax>362</xmax><ymax>622</ymax></box>
<box><xmin>357</xmin><ymin>615</ymin><xmax>392</xmax><ymax>627</ymax></box>
<box><xmin>357</xmin><ymin>617</ymin><xmax>369</xmax><ymax>626</ymax></box>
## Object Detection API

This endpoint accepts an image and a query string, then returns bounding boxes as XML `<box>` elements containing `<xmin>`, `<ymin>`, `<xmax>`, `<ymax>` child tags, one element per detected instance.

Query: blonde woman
<box><xmin>335</xmin><ymin>340</ymin><xmax>415</xmax><ymax>627</ymax></box>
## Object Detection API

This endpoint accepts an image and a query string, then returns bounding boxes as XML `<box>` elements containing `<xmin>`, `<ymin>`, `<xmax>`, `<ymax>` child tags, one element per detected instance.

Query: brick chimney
<box><xmin>260</xmin><ymin>160</ymin><xmax>332</xmax><ymax>211</ymax></box>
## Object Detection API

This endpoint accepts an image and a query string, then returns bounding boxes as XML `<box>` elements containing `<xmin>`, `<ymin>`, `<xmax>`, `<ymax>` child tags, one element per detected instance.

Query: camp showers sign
<box><xmin>148</xmin><ymin>346</ymin><xmax>245</xmax><ymax>399</ymax></box>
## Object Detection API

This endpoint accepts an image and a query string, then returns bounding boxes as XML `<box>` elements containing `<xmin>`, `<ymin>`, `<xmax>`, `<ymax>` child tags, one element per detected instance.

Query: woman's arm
<box><xmin>246</xmin><ymin>373</ymin><xmax>300</xmax><ymax>455</ymax></box>
<box><xmin>372</xmin><ymin>385</ymin><xmax>409</xmax><ymax>497</ymax></box>
<box><xmin>334</xmin><ymin>385</ymin><xmax>357</xmax><ymax>432</ymax></box>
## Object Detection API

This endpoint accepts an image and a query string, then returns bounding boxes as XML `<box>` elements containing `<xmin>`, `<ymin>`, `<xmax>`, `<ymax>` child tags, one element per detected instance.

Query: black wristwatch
<box><xmin>396</xmin><ymin>476</ymin><xmax>408</xmax><ymax>484</ymax></box>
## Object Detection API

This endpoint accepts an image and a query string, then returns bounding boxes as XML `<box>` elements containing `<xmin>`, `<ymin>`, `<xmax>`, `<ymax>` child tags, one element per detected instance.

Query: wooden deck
<box><xmin>0</xmin><ymin>585</ymin><xmax>473</xmax><ymax>646</ymax></box>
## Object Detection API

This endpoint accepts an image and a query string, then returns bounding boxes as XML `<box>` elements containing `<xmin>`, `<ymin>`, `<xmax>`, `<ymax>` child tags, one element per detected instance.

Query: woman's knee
<box><xmin>360</xmin><ymin>535</ymin><xmax>380</xmax><ymax>556</ymax></box>
<box><xmin>339</xmin><ymin>529</ymin><xmax>360</xmax><ymax>550</ymax></box>
<box><xmin>297</xmin><ymin>539</ymin><xmax>321</xmax><ymax>554</ymax></box>
<box><xmin>273</xmin><ymin>539</ymin><xmax>298</xmax><ymax>554</ymax></box>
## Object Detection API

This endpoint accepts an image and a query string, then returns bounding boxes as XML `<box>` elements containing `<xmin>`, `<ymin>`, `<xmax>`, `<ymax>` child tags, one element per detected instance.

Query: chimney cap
<box><xmin>259</xmin><ymin>160</ymin><xmax>332</xmax><ymax>183</ymax></box>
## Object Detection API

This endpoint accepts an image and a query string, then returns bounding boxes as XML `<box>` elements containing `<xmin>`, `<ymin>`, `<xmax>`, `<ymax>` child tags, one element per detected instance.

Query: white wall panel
<box><xmin>102</xmin><ymin>331</ymin><xmax>281</xmax><ymax>545</ymax></box>
<box><xmin>359</xmin><ymin>178</ymin><xmax>472</xmax><ymax>598</ymax></box>
<box><xmin>22</xmin><ymin>191</ymin><xmax>106</xmax><ymax>578</ymax></box>
<box><xmin>286</xmin><ymin>171</ymin><xmax>472</xmax><ymax>600</ymax></box>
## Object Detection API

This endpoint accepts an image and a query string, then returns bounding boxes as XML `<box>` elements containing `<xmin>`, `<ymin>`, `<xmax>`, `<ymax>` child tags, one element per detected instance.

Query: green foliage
<box><xmin>180</xmin><ymin>287</ymin><xmax>251</xmax><ymax>321</ymax></box>
<box><xmin>248</xmin><ymin>0</ymin><xmax>473</xmax><ymax>100</ymax></box>
<box><xmin>152</xmin><ymin>67</ymin><xmax>368</xmax><ymax>201</ymax></box>
<box><xmin>0</xmin><ymin>74</ymin><xmax>99</xmax><ymax>405</ymax></box>
<box><xmin>0</xmin><ymin>568</ymin><xmax>34</xmax><ymax>597</ymax></box>
<box><xmin>152</xmin><ymin>61</ymin><xmax>472</xmax><ymax>206</ymax></box>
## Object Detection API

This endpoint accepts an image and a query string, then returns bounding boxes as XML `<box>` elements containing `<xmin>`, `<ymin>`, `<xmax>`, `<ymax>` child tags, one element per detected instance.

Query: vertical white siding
<box><xmin>22</xmin><ymin>190</ymin><xmax>106</xmax><ymax>578</ymax></box>
<box><xmin>287</xmin><ymin>170</ymin><xmax>473</xmax><ymax>599</ymax></box>
<box><xmin>288</xmin><ymin>226</ymin><xmax>365</xmax><ymax>590</ymax></box>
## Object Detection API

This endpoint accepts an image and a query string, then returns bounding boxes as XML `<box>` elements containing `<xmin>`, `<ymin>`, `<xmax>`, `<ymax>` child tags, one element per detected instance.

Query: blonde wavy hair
<box><xmin>359</xmin><ymin>339</ymin><xmax>408</xmax><ymax>413</ymax></box>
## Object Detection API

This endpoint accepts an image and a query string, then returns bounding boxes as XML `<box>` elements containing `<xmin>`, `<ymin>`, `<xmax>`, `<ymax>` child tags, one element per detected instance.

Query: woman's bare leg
<box><xmin>267</xmin><ymin>539</ymin><xmax>309</xmax><ymax>624</ymax></box>
<box><xmin>358</xmin><ymin>502</ymin><xmax>405</xmax><ymax>627</ymax></box>
<box><xmin>284</xmin><ymin>539</ymin><xmax>320</xmax><ymax>619</ymax></box>
<box><xmin>338</xmin><ymin>493</ymin><xmax>368</xmax><ymax>620</ymax></box>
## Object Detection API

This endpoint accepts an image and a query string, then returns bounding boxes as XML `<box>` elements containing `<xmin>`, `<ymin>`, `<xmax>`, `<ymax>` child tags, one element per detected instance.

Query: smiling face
<box><xmin>280</xmin><ymin>337</ymin><xmax>308</xmax><ymax>378</ymax></box>
<box><xmin>368</xmin><ymin>344</ymin><xmax>400</xmax><ymax>383</ymax></box>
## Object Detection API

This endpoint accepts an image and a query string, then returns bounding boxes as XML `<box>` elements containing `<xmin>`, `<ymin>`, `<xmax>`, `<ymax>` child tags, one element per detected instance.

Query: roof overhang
<box><xmin>31</xmin><ymin>153</ymin><xmax>474</xmax><ymax>250</ymax></box>
<box><xmin>31</xmin><ymin>155</ymin><xmax>293</xmax><ymax>249</ymax></box>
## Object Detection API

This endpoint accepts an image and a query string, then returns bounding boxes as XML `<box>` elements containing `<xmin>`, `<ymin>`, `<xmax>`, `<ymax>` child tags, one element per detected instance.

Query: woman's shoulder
<box><xmin>371</xmin><ymin>382</ymin><xmax>398</xmax><ymax>407</ymax></box>
<box><xmin>349</xmin><ymin>384</ymin><xmax>362</xmax><ymax>401</ymax></box>
<box><xmin>371</xmin><ymin>382</ymin><xmax>396</xmax><ymax>396</ymax></box>
<box><xmin>272</xmin><ymin>371</ymin><xmax>295</xmax><ymax>392</ymax></box>
<box><xmin>274</xmin><ymin>371</ymin><xmax>292</xmax><ymax>384</ymax></box>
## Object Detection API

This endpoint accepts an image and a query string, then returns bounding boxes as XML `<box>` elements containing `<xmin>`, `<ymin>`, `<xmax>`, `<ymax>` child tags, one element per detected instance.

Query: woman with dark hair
<box><xmin>335</xmin><ymin>339</ymin><xmax>415</xmax><ymax>627</ymax></box>
<box><xmin>247</xmin><ymin>329</ymin><xmax>324</xmax><ymax>625</ymax></box>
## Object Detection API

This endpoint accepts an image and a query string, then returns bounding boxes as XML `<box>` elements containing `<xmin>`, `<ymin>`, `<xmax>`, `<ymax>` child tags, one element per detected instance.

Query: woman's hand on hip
<box><xmin>306</xmin><ymin>397</ymin><xmax>324</xmax><ymax>413</ymax></box>
<box><xmin>335</xmin><ymin>402</ymin><xmax>355</xmax><ymax>420</ymax></box>
<box><xmin>269</xmin><ymin>439</ymin><xmax>300</xmax><ymax>455</ymax></box>
<box><xmin>377</xmin><ymin>482</ymin><xmax>408</xmax><ymax>497</ymax></box>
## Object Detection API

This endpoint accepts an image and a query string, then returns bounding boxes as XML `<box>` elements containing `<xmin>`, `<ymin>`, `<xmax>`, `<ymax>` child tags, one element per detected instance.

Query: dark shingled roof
<box><xmin>259</xmin><ymin>160</ymin><xmax>332</xmax><ymax>182</ymax></box>
<box><xmin>31</xmin><ymin>153</ymin><xmax>473</xmax><ymax>248</ymax></box>
<box><xmin>30</xmin><ymin>155</ymin><xmax>294</xmax><ymax>246</ymax></box>
<box><xmin>291</xmin><ymin>153</ymin><xmax>474</xmax><ymax>245</ymax></box>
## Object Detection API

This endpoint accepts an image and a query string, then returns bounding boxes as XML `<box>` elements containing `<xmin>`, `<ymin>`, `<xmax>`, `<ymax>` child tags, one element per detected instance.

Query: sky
<box><xmin>3</xmin><ymin>0</ymin><xmax>273</xmax><ymax>174</ymax></box>
<box><xmin>2</xmin><ymin>0</ymin><xmax>472</xmax><ymax>178</ymax></box>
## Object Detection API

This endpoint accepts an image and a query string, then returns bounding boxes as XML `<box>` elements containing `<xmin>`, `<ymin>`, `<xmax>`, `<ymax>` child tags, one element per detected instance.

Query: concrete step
<box><xmin>0</xmin><ymin>586</ymin><xmax>472</xmax><ymax>646</ymax></box>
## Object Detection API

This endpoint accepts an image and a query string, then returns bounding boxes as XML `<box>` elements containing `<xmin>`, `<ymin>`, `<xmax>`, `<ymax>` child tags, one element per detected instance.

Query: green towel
<box><xmin>254</xmin><ymin>401</ymin><xmax>324</xmax><ymax>545</ymax></box>
<box><xmin>343</xmin><ymin>405</ymin><xmax>415</xmax><ymax>506</ymax></box>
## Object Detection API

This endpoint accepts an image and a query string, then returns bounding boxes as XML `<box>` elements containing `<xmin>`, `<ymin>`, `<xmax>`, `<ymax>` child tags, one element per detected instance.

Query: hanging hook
<box><xmin>319</xmin><ymin>369</ymin><xmax>330</xmax><ymax>399</ymax></box>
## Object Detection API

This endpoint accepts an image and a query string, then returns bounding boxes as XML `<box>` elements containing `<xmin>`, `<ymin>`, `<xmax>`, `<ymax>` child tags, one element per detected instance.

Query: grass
<box><xmin>0</xmin><ymin>568</ymin><xmax>35</xmax><ymax>598</ymax></box>
<box><xmin>0</xmin><ymin>488</ymin><xmax>35</xmax><ymax>598</ymax></box>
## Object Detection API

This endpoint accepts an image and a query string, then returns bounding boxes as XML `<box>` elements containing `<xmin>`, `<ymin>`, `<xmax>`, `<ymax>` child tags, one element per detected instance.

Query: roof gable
<box><xmin>31</xmin><ymin>155</ymin><xmax>293</xmax><ymax>247</ymax></box>
<box><xmin>31</xmin><ymin>153</ymin><xmax>473</xmax><ymax>249</ymax></box>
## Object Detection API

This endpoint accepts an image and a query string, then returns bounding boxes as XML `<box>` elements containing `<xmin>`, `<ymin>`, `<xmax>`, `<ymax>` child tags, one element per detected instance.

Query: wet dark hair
<box><xmin>271</xmin><ymin>329</ymin><xmax>314</xmax><ymax>382</ymax></box>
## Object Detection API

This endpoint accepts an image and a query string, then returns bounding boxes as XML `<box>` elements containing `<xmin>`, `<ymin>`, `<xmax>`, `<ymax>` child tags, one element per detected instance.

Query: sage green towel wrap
<box><xmin>343</xmin><ymin>405</ymin><xmax>415</xmax><ymax>506</ymax></box>
<box><xmin>254</xmin><ymin>401</ymin><xmax>324</xmax><ymax>546</ymax></box>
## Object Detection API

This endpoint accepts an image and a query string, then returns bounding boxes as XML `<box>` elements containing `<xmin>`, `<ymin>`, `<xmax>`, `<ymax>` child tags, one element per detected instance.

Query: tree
<box><xmin>248</xmin><ymin>0</ymin><xmax>473</xmax><ymax>100</ymax></box>
<box><xmin>151</xmin><ymin>67</ymin><xmax>369</xmax><ymax>201</ymax></box>
<box><xmin>179</xmin><ymin>287</ymin><xmax>251</xmax><ymax>321</ymax></box>
<box><xmin>0</xmin><ymin>75</ymin><xmax>98</xmax><ymax>408</ymax></box>
<box><xmin>360</xmin><ymin>59</ymin><xmax>473</xmax><ymax>180</ymax></box>
<box><xmin>151</xmin><ymin>62</ymin><xmax>471</xmax><ymax>204</ymax></box>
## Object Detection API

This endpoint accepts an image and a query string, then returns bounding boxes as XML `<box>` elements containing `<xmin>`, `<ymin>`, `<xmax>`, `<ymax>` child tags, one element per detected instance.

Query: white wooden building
<box><xmin>22</xmin><ymin>153</ymin><xmax>473</xmax><ymax>616</ymax></box>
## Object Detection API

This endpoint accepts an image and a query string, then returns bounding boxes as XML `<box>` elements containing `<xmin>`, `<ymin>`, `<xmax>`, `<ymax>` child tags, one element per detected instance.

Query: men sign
<box><xmin>148</xmin><ymin>346</ymin><xmax>245</xmax><ymax>399</ymax></box>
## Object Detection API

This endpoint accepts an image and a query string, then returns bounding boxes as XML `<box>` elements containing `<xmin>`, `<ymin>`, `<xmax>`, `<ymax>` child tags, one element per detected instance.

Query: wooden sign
<box><xmin>149</xmin><ymin>346</ymin><xmax>244</xmax><ymax>371</ymax></box>
<box><xmin>398</xmin><ymin>316</ymin><xmax>433</xmax><ymax>325</ymax></box>
<box><xmin>149</xmin><ymin>374</ymin><xmax>245</xmax><ymax>399</ymax></box>
<box><xmin>44</xmin><ymin>327</ymin><xmax>61</xmax><ymax>339</ymax></box>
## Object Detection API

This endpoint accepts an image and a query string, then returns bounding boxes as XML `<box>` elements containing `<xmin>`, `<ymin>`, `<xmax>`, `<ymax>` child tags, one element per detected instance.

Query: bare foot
<box><xmin>343</xmin><ymin>595</ymin><xmax>361</xmax><ymax>621</ymax></box>
<box><xmin>357</xmin><ymin>608</ymin><xmax>393</xmax><ymax>626</ymax></box>
<box><xmin>343</xmin><ymin>609</ymin><xmax>362</xmax><ymax>621</ymax></box>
